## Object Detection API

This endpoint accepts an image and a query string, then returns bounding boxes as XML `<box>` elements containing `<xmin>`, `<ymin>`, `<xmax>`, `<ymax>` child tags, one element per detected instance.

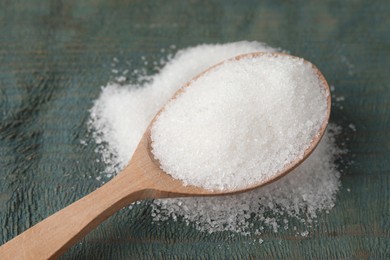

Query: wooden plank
<box><xmin>0</xmin><ymin>0</ymin><xmax>389</xmax><ymax>258</ymax></box>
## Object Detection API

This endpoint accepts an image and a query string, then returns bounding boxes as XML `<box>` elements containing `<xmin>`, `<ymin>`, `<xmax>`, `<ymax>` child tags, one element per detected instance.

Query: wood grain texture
<box><xmin>0</xmin><ymin>0</ymin><xmax>389</xmax><ymax>259</ymax></box>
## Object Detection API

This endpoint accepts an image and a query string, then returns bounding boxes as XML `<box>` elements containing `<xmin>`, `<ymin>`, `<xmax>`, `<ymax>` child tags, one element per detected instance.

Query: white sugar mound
<box><xmin>151</xmin><ymin>54</ymin><xmax>328</xmax><ymax>190</ymax></box>
<box><xmin>88</xmin><ymin>41</ymin><xmax>343</xmax><ymax>235</ymax></box>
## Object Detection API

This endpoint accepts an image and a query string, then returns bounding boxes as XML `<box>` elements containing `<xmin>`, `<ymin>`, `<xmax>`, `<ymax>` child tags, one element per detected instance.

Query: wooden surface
<box><xmin>0</xmin><ymin>0</ymin><xmax>389</xmax><ymax>259</ymax></box>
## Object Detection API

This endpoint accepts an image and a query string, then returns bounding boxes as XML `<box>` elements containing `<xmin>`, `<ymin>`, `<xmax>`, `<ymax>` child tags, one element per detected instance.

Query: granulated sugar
<box><xmin>88</xmin><ymin>41</ymin><xmax>343</xmax><ymax>235</ymax></box>
<box><xmin>151</xmin><ymin>54</ymin><xmax>328</xmax><ymax>190</ymax></box>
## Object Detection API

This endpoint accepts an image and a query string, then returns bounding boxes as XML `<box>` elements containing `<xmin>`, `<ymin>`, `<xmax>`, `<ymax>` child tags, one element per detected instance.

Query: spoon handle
<box><xmin>0</xmin><ymin>164</ymin><xmax>155</xmax><ymax>260</ymax></box>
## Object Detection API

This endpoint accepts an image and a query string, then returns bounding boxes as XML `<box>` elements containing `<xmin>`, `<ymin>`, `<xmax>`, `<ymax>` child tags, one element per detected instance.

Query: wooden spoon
<box><xmin>0</xmin><ymin>52</ymin><xmax>331</xmax><ymax>259</ymax></box>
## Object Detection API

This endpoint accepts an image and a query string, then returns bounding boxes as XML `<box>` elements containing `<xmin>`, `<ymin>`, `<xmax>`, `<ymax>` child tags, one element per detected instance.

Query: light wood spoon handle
<box><xmin>0</xmin><ymin>131</ymin><xmax>216</xmax><ymax>259</ymax></box>
<box><xmin>0</xmin><ymin>161</ymin><xmax>157</xmax><ymax>259</ymax></box>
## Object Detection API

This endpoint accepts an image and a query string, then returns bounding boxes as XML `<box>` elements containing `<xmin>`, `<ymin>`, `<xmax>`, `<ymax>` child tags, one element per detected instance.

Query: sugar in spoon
<box><xmin>0</xmin><ymin>52</ymin><xmax>330</xmax><ymax>259</ymax></box>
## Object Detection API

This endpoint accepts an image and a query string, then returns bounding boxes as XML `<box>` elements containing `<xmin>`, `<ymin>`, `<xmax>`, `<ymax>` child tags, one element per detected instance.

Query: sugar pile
<box><xmin>151</xmin><ymin>54</ymin><xmax>328</xmax><ymax>190</ymax></box>
<box><xmin>89</xmin><ymin>41</ymin><xmax>343</xmax><ymax>235</ymax></box>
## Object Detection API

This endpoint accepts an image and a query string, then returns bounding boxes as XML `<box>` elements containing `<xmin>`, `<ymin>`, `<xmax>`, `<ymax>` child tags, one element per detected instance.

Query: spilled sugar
<box><xmin>151</xmin><ymin>54</ymin><xmax>328</xmax><ymax>190</ymax></box>
<box><xmin>89</xmin><ymin>41</ymin><xmax>343</xmax><ymax>235</ymax></box>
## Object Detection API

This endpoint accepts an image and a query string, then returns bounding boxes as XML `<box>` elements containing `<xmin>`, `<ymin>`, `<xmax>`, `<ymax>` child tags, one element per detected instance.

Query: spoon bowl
<box><xmin>0</xmin><ymin>52</ymin><xmax>330</xmax><ymax>259</ymax></box>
